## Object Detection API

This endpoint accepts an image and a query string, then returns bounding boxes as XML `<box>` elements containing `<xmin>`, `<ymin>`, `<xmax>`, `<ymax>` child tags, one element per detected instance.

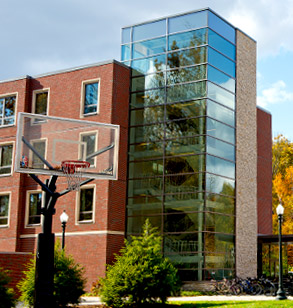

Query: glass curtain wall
<box><xmin>122</xmin><ymin>8</ymin><xmax>236</xmax><ymax>281</ymax></box>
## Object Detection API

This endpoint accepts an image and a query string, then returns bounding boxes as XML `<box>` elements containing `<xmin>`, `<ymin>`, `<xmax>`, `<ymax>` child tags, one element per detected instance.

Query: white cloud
<box><xmin>257</xmin><ymin>80</ymin><xmax>293</xmax><ymax>107</ymax></box>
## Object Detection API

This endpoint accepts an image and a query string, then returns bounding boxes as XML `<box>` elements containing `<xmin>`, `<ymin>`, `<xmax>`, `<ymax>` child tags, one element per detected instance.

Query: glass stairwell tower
<box><xmin>121</xmin><ymin>8</ymin><xmax>238</xmax><ymax>281</ymax></box>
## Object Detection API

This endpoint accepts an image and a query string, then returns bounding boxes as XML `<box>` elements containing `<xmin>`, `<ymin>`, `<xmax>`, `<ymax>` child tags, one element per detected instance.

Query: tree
<box><xmin>99</xmin><ymin>220</ymin><xmax>180</xmax><ymax>307</ymax></box>
<box><xmin>17</xmin><ymin>241</ymin><xmax>86</xmax><ymax>308</ymax></box>
<box><xmin>0</xmin><ymin>268</ymin><xmax>15</xmax><ymax>308</ymax></box>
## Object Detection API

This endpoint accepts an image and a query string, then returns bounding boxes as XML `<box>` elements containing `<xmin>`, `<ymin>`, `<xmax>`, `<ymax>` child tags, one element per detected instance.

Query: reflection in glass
<box><xmin>206</xmin><ymin>193</ymin><xmax>235</xmax><ymax>214</ymax></box>
<box><xmin>168</xmin><ymin>46</ymin><xmax>207</xmax><ymax>69</ymax></box>
<box><xmin>129</xmin><ymin>142</ymin><xmax>164</xmax><ymax>161</ymax></box>
<box><xmin>132</xmin><ymin>54</ymin><xmax>166</xmax><ymax>76</ymax></box>
<box><xmin>207</xmin><ymin>100</ymin><xmax>234</xmax><ymax>127</ymax></box>
<box><xmin>128</xmin><ymin>177</ymin><xmax>163</xmax><ymax>197</ymax></box>
<box><xmin>127</xmin><ymin>215</ymin><xmax>162</xmax><ymax>235</ymax></box>
<box><xmin>208</xmin><ymin>82</ymin><xmax>235</xmax><ymax>109</ymax></box>
<box><xmin>133</xmin><ymin>37</ymin><xmax>166</xmax><ymax>59</ymax></box>
<box><xmin>132</xmin><ymin>72</ymin><xmax>165</xmax><ymax>91</ymax></box>
<box><xmin>129</xmin><ymin>159</ymin><xmax>163</xmax><ymax>178</ymax></box>
<box><xmin>127</xmin><ymin>196</ymin><xmax>162</xmax><ymax>216</ymax></box>
<box><xmin>208</xmin><ymin>47</ymin><xmax>235</xmax><ymax>78</ymax></box>
<box><xmin>164</xmin><ymin>212</ymin><xmax>203</xmax><ymax>232</ymax></box>
<box><xmin>121</xmin><ymin>44</ymin><xmax>131</xmax><ymax>61</ymax></box>
<box><xmin>206</xmin><ymin>155</ymin><xmax>235</xmax><ymax>179</ymax></box>
<box><xmin>130</xmin><ymin>105</ymin><xmax>164</xmax><ymax>126</ymax></box>
<box><xmin>164</xmin><ymin>173</ymin><xmax>204</xmax><ymax>194</ymax></box>
<box><xmin>168</xmin><ymin>28</ymin><xmax>207</xmax><ymax>51</ymax></box>
<box><xmin>205</xmin><ymin>173</ymin><xmax>235</xmax><ymax>195</ymax></box>
<box><xmin>206</xmin><ymin>136</ymin><xmax>235</xmax><ymax>161</ymax></box>
<box><xmin>206</xmin><ymin>118</ymin><xmax>235</xmax><ymax>144</ymax></box>
<box><xmin>122</xmin><ymin>27</ymin><xmax>131</xmax><ymax>44</ymax></box>
<box><xmin>165</xmin><ymin>136</ymin><xmax>205</xmax><ymax>156</ymax></box>
<box><xmin>129</xmin><ymin>123</ymin><xmax>165</xmax><ymax>143</ymax></box>
<box><xmin>166</xmin><ymin>99</ymin><xmax>206</xmax><ymax>120</ymax></box>
<box><xmin>130</xmin><ymin>88</ymin><xmax>165</xmax><ymax>108</ymax></box>
<box><xmin>165</xmin><ymin>155</ymin><xmax>205</xmax><ymax>175</ymax></box>
<box><xmin>167</xmin><ymin>81</ymin><xmax>206</xmax><ymax>103</ymax></box>
<box><xmin>133</xmin><ymin>19</ymin><xmax>166</xmax><ymax>42</ymax></box>
<box><xmin>164</xmin><ymin>193</ymin><xmax>204</xmax><ymax>212</ymax></box>
<box><xmin>167</xmin><ymin>65</ymin><xmax>206</xmax><ymax>85</ymax></box>
<box><xmin>208</xmin><ymin>29</ymin><xmax>235</xmax><ymax>60</ymax></box>
<box><xmin>208</xmin><ymin>66</ymin><xmax>235</xmax><ymax>93</ymax></box>
<box><xmin>205</xmin><ymin>212</ymin><xmax>235</xmax><ymax>233</ymax></box>
<box><xmin>168</xmin><ymin>10</ymin><xmax>207</xmax><ymax>33</ymax></box>
<box><xmin>164</xmin><ymin>233</ymin><xmax>203</xmax><ymax>254</ymax></box>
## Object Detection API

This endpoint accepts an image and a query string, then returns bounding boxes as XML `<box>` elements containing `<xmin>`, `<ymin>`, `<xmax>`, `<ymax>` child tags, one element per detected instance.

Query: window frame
<box><xmin>76</xmin><ymin>184</ymin><xmax>96</xmax><ymax>224</ymax></box>
<box><xmin>0</xmin><ymin>141</ymin><xmax>14</xmax><ymax>177</ymax></box>
<box><xmin>25</xmin><ymin>190</ymin><xmax>43</xmax><ymax>227</ymax></box>
<box><xmin>0</xmin><ymin>92</ymin><xmax>18</xmax><ymax>127</ymax></box>
<box><xmin>79</xmin><ymin>131</ymin><xmax>98</xmax><ymax>167</ymax></box>
<box><xmin>0</xmin><ymin>192</ymin><xmax>11</xmax><ymax>228</ymax></box>
<box><xmin>29</xmin><ymin>138</ymin><xmax>47</xmax><ymax>169</ymax></box>
<box><xmin>32</xmin><ymin>88</ymin><xmax>50</xmax><ymax>116</ymax></box>
<box><xmin>80</xmin><ymin>78</ymin><xmax>100</xmax><ymax>117</ymax></box>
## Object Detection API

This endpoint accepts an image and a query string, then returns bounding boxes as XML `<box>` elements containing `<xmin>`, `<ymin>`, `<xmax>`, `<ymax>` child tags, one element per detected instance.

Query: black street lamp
<box><xmin>60</xmin><ymin>210</ymin><xmax>69</xmax><ymax>249</ymax></box>
<box><xmin>276</xmin><ymin>203</ymin><xmax>287</xmax><ymax>300</ymax></box>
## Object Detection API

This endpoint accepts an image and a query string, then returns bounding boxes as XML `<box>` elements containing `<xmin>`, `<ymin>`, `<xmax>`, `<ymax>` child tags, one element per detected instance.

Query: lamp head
<box><xmin>276</xmin><ymin>203</ymin><xmax>284</xmax><ymax>216</ymax></box>
<box><xmin>60</xmin><ymin>210</ymin><xmax>69</xmax><ymax>223</ymax></box>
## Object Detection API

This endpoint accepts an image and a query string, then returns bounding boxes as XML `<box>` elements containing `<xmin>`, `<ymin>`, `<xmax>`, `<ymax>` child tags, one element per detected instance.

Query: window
<box><xmin>31</xmin><ymin>140</ymin><xmax>46</xmax><ymax>169</ymax></box>
<box><xmin>77</xmin><ymin>186</ymin><xmax>95</xmax><ymax>223</ymax></box>
<box><xmin>0</xmin><ymin>95</ymin><xmax>16</xmax><ymax>126</ymax></box>
<box><xmin>0</xmin><ymin>143</ymin><xmax>13</xmax><ymax>175</ymax></box>
<box><xmin>81</xmin><ymin>80</ymin><xmax>100</xmax><ymax>116</ymax></box>
<box><xmin>32</xmin><ymin>89</ymin><xmax>49</xmax><ymax>115</ymax></box>
<box><xmin>0</xmin><ymin>193</ymin><xmax>10</xmax><ymax>227</ymax></box>
<box><xmin>27</xmin><ymin>191</ymin><xmax>42</xmax><ymax>226</ymax></box>
<box><xmin>80</xmin><ymin>132</ymin><xmax>97</xmax><ymax>166</ymax></box>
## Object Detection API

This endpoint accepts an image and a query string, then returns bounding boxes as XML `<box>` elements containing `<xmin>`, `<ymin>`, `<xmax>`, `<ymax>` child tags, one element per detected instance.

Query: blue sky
<box><xmin>1</xmin><ymin>0</ymin><xmax>293</xmax><ymax>140</ymax></box>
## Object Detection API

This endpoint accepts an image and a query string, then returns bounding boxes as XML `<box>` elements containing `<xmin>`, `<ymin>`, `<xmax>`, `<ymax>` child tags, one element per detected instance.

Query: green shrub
<box><xmin>17</xmin><ymin>241</ymin><xmax>86</xmax><ymax>307</ymax></box>
<box><xmin>99</xmin><ymin>219</ymin><xmax>180</xmax><ymax>307</ymax></box>
<box><xmin>0</xmin><ymin>268</ymin><xmax>16</xmax><ymax>308</ymax></box>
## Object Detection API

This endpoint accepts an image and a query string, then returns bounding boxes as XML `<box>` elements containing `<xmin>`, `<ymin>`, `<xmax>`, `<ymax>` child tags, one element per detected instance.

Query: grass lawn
<box><xmin>168</xmin><ymin>300</ymin><xmax>292</xmax><ymax>307</ymax></box>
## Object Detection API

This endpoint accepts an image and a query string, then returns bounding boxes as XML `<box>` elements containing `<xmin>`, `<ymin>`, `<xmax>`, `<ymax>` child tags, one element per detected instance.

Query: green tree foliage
<box><xmin>17</xmin><ymin>241</ymin><xmax>86</xmax><ymax>307</ymax></box>
<box><xmin>0</xmin><ymin>268</ymin><xmax>16</xmax><ymax>308</ymax></box>
<box><xmin>99</xmin><ymin>220</ymin><xmax>180</xmax><ymax>307</ymax></box>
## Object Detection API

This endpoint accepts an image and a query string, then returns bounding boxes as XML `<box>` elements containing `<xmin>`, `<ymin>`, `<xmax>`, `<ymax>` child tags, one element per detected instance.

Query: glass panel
<box><xmin>79</xmin><ymin>188</ymin><xmax>94</xmax><ymax>221</ymax></box>
<box><xmin>84</xmin><ymin>105</ymin><xmax>97</xmax><ymax>114</ymax></box>
<box><xmin>84</xmin><ymin>83</ymin><xmax>98</xmax><ymax>106</ymax></box>
<box><xmin>128</xmin><ymin>177</ymin><xmax>163</xmax><ymax>198</ymax></box>
<box><xmin>133</xmin><ymin>37</ymin><xmax>166</xmax><ymax>59</ymax></box>
<box><xmin>81</xmin><ymin>134</ymin><xmax>96</xmax><ymax>166</ymax></box>
<box><xmin>206</xmin><ymin>118</ymin><xmax>235</xmax><ymax>144</ymax></box>
<box><xmin>165</xmin><ymin>136</ymin><xmax>205</xmax><ymax>156</ymax></box>
<box><xmin>4</xmin><ymin>96</ymin><xmax>16</xmax><ymax>117</ymax></box>
<box><xmin>168</xmin><ymin>11</ymin><xmax>208</xmax><ymax>33</ymax></box>
<box><xmin>208</xmin><ymin>47</ymin><xmax>235</xmax><ymax>78</ymax></box>
<box><xmin>166</xmin><ymin>99</ymin><xmax>205</xmax><ymax>120</ymax></box>
<box><xmin>129</xmin><ymin>123</ymin><xmax>164</xmax><ymax>143</ymax></box>
<box><xmin>164</xmin><ymin>193</ymin><xmax>204</xmax><ymax>212</ymax></box>
<box><xmin>208</xmin><ymin>66</ymin><xmax>235</xmax><ymax>93</ymax></box>
<box><xmin>121</xmin><ymin>44</ymin><xmax>131</xmax><ymax>61</ymax></box>
<box><xmin>132</xmin><ymin>72</ymin><xmax>165</xmax><ymax>91</ymax></box>
<box><xmin>122</xmin><ymin>27</ymin><xmax>131</xmax><ymax>44</ymax></box>
<box><xmin>0</xmin><ymin>144</ymin><xmax>12</xmax><ymax>170</ymax></box>
<box><xmin>205</xmin><ymin>212</ymin><xmax>235</xmax><ymax>233</ymax></box>
<box><xmin>127</xmin><ymin>196</ymin><xmax>162</xmax><ymax>216</ymax></box>
<box><xmin>164</xmin><ymin>233</ymin><xmax>204</xmax><ymax>254</ymax></box>
<box><xmin>206</xmin><ymin>193</ymin><xmax>235</xmax><ymax>214</ymax></box>
<box><xmin>130</xmin><ymin>88</ymin><xmax>165</xmax><ymax>108</ymax></box>
<box><xmin>35</xmin><ymin>92</ymin><xmax>48</xmax><ymax>115</ymax></box>
<box><xmin>167</xmin><ymin>81</ymin><xmax>206</xmax><ymax>103</ymax></box>
<box><xmin>168</xmin><ymin>28</ymin><xmax>207</xmax><ymax>51</ymax></box>
<box><xmin>206</xmin><ymin>136</ymin><xmax>235</xmax><ymax>161</ymax></box>
<box><xmin>205</xmin><ymin>233</ymin><xmax>235</xmax><ymax>257</ymax></box>
<box><xmin>208</xmin><ymin>11</ymin><xmax>235</xmax><ymax>44</ymax></box>
<box><xmin>208</xmin><ymin>29</ymin><xmax>235</xmax><ymax>60</ymax></box>
<box><xmin>167</xmin><ymin>65</ymin><xmax>206</xmax><ymax>85</ymax></box>
<box><xmin>204</xmin><ymin>269</ymin><xmax>235</xmax><ymax>280</ymax></box>
<box><xmin>130</xmin><ymin>106</ymin><xmax>164</xmax><ymax>126</ymax></box>
<box><xmin>131</xmin><ymin>54</ymin><xmax>166</xmax><ymax>76</ymax></box>
<box><xmin>164</xmin><ymin>212</ymin><xmax>204</xmax><ymax>233</ymax></box>
<box><xmin>129</xmin><ymin>159</ymin><xmax>163</xmax><ymax>178</ymax></box>
<box><xmin>0</xmin><ymin>99</ymin><xmax>4</xmax><ymax>115</ymax></box>
<box><xmin>165</xmin><ymin>173</ymin><xmax>205</xmax><ymax>194</ymax></box>
<box><xmin>165</xmin><ymin>155</ymin><xmax>205</xmax><ymax>175</ymax></box>
<box><xmin>165</xmin><ymin>117</ymin><xmax>205</xmax><ymax>139</ymax></box>
<box><xmin>31</xmin><ymin>141</ymin><xmax>46</xmax><ymax>169</ymax></box>
<box><xmin>206</xmin><ymin>173</ymin><xmax>235</xmax><ymax>195</ymax></box>
<box><xmin>206</xmin><ymin>154</ymin><xmax>235</xmax><ymax>179</ymax></box>
<box><xmin>207</xmin><ymin>100</ymin><xmax>234</xmax><ymax>126</ymax></box>
<box><xmin>127</xmin><ymin>215</ymin><xmax>162</xmax><ymax>234</ymax></box>
<box><xmin>28</xmin><ymin>192</ymin><xmax>41</xmax><ymax>225</ymax></box>
<box><xmin>129</xmin><ymin>142</ymin><xmax>163</xmax><ymax>161</ymax></box>
<box><xmin>207</xmin><ymin>82</ymin><xmax>235</xmax><ymax>109</ymax></box>
<box><xmin>0</xmin><ymin>195</ymin><xmax>9</xmax><ymax>225</ymax></box>
<box><xmin>133</xmin><ymin>20</ymin><xmax>166</xmax><ymax>42</ymax></box>
<box><xmin>167</xmin><ymin>46</ymin><xmax>207</xmax><ymax>69</ymax></box>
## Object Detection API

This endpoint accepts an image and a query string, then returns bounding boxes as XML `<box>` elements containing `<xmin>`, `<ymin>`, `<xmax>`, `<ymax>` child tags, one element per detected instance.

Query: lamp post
<box><xmin>276</xmin><ymin>203</ymin><xmax>287</xmax><ymax>300</ymax></box>
<box><xmin>60</xmin><ymin>210</ymin><xmax>69</xmax><ymax>249</ymax></box>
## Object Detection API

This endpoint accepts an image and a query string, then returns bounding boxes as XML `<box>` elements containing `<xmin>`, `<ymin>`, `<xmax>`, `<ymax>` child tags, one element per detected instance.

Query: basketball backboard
<box><xmin>14</xmin><ymin>112</ymin><xmax>119</xmax><ymax>180</ymax></box>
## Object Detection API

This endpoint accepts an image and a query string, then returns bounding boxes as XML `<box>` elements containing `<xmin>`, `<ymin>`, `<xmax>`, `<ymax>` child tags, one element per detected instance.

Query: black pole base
<box><xmin>276</xmin><ymin>288</ymin><xmax>287</xmax><ymax>300</ymax></box>
<box><xmin>34</xmin><ymin>233</ymin><xmax>55</xmax><ymax>308</ymax></box>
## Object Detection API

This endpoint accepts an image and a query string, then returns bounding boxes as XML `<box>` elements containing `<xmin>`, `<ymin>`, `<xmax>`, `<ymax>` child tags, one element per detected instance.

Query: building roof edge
<box><xmin>257</xmin><ymin>105</ymin><xmax>272</xmax><ymax>115</ymax></box>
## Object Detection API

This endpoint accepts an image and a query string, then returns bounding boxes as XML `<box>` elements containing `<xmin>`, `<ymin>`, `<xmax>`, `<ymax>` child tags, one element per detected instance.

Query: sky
<box><xmin>1</xmin><ymin>0</ymin><xmax>293</xmax><ymax>140</ymax></box>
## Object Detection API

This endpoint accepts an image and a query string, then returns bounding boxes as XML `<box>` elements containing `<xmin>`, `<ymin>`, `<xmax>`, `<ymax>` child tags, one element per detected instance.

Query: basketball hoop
<box><xmin>61</xmin><ymin>160</ymin><xmax>90</xmax><ymax>191</ymax></box>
